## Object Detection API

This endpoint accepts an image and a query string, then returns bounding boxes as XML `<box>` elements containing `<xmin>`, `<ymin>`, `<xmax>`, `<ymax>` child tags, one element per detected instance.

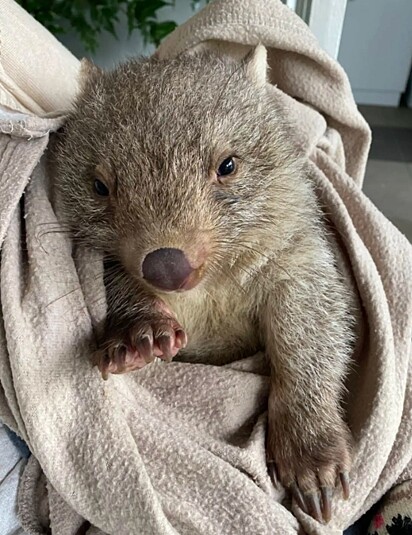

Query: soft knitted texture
<box><xmin>0</xmin><ymin>0</ymin><xmax>411</xmax><ymax>534</ymax></box>
<box><xmin>0</xmin><ymin>0</ymin><xmax>79</xmax><ymax>114</ymax></box>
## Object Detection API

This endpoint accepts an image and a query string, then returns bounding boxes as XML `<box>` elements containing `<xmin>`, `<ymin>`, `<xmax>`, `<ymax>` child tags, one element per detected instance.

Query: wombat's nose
<box><xmin>142</xmin><ymin>248</ymin><xmax>194</xmax><ymax>291</ymax></box>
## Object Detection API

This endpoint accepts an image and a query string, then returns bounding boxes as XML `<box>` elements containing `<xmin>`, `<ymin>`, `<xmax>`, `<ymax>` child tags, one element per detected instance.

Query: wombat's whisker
<box><xmin>45</xmin><ymin>286</ymin><xmax>83</xmax><ymax>308</ymax></box>
<box><xmin>36</xmin><ymin>221</ymin><xmax>71</xmax><ymax>228</ymax></box>
<box><xmin>36</xmin><ymin>229</ymin><xmax>72</xmax><ymax>241</ymax></box>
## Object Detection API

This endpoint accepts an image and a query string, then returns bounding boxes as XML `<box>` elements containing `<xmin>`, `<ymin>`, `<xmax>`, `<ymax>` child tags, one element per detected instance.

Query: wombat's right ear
<box><xmin>78</xmin><ymin>58</ymin><xmax>103</xmax><ymax>92</ymax></box>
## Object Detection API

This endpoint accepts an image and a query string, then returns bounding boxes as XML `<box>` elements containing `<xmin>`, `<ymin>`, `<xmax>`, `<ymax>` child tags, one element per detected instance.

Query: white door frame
<box><xmin>284</xmin><ymin>0</ymin><xmax>348</xmax><ymax>60</ymax></box>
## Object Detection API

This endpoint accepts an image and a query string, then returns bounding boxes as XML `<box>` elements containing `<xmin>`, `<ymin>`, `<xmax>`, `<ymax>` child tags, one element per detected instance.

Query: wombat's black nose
<box><xmin>142</xmin><ymin>248</ymin><xmax>194</xmax><ymax>291</ymax></box>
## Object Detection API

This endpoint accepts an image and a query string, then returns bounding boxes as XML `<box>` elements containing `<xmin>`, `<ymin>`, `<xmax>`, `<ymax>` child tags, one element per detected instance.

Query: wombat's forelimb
<box><xmin>261</xmin><ymin>235</ymin><xmax>353</xmax><ymax>523</ymax></box>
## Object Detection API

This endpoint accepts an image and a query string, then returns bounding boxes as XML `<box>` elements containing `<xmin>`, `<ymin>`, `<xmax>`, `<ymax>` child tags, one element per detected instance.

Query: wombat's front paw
<box><xmin>266</xmin><ymin>417</ymin><xmax>351</xmax><ymax>523</ymax></box>
<box><xmin>92</xmin><ymin>312</ymin><xmax>187</xmax><ymax>380</ymax></box>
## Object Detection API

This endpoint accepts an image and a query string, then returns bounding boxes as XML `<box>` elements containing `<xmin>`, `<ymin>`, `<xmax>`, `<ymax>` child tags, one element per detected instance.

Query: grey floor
<box><xmin>360</xmin><ymin>105</ymin><xmax>412</xmax><ymax>243</ymax></box>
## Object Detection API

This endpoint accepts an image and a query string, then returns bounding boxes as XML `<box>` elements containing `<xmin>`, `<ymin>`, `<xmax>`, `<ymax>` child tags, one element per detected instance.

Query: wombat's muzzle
<box><xmin>142</xmin><ymin>247</ymin><xmax>203</xmax><ymax>292</ymax></box>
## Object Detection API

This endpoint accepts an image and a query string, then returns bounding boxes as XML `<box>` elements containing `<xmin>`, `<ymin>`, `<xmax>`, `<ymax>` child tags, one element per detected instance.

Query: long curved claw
<box><xmin>290</xmin><ymin>482</ymin><xmax>307</xmax><ymax>513</ymax></box>
<box><xmin>267</xmin><ymin>461</ymin><xmax>280</xmax><ymax>488</ymax></box>
<box><xmin>305</xmin><ymin>492</ymin><xmax>323</xmax><ymax>523</ymax></box>
<box><xmin>340</xmin><ymin>471</ymin><xmax>350</xmax><ymax>500</ymax></box>
<box><xmin>321</xmin><ymin>487</ymin><xmax>333</xmax><ymax>523</ymax></box>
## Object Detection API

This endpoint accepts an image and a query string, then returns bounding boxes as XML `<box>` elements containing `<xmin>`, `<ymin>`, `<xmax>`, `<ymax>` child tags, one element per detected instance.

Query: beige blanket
<box><xmin>1</xmin><ymin>0</ymin><xmax>411</xmax><ymax>534</ymax></box>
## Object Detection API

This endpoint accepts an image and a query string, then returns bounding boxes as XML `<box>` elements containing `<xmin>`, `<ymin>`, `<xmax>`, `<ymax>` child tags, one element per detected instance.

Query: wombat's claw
<box><xmin>310</xmin><ymin>472</ymin><xmax>348</xmax><ymax>523</ymax></box>
<box><xmin>267</xmin><ymin>460</ymin><xmax>280</xmax><ymax>488</ymax></box>
<box><xmin>340</xmin><ymin>471</ymin><xmax>350</xmax><ymax>500</ymax></box>
<box><xmin>290</xmin><ymin>482</ymin><xmax>307</xmax><ymax>514</ymax></box>
<box><xmin>305</xmin><ymin>492</ymin><xmax>323</xmax><ymax>522</ymax></box>
<box><xmin>266</xmin><ymin>421</ymin><xmax>351</xmax><ymax>524</ymax></box>
<box><xmin>283</xmin><ymin>470</ymin><xmax>349</xmax><ymax>523</ymax></box>
<box><xmin>175</xmin><ymin>329</ymin><xmax>187</xmax><ymax>348</ymax></box>
<box><xmin>92</xmin><ymin>316</ymin><xmax>187</xmax><ymax>379</ymax></box>
<box><xmin>156</xmin><ymin>329</ymin><xmax>187</xmax><ymax>361</ymax></box>
<box><xmin>320</xmin><ymin>487</ymin><xmax>333</xmax><ymax>522</ymax></box>
<box><xmin>92</xmin><ymin>342</ymin><xmax>148</xmax><ymax>380</ymax></box>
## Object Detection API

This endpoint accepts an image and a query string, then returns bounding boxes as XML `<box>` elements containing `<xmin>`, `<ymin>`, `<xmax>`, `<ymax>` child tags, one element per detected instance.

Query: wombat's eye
<box><xmin>217</xmin><ymin>157</ymin><xmax>236</xmax><ymax>177</ymax></box>
<box><xmin>94</xmin><ymin>178</ymin><xmax>109</xmax><ymax>197</ymax></box>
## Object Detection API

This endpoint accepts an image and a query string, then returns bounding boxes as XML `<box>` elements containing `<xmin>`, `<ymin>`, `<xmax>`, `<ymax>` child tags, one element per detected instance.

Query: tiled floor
<box><xmin>360</xmin><ymin>105</ymin><xmax>412</xmax><ymax>243</ymax></box>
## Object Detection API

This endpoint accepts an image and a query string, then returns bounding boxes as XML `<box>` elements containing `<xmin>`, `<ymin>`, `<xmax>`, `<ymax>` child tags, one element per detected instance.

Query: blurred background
<box><xmin>17</xmin><ymin>0</ymin><xmax>412</xmax><ymax>241</ymax></box>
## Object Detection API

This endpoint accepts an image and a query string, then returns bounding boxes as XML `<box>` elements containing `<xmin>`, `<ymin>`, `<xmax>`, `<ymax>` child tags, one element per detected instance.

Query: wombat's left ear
<box><xmin>244</xmin><ymin>44</ymin><xmax>268</xmax><ymax>88</ymax></box>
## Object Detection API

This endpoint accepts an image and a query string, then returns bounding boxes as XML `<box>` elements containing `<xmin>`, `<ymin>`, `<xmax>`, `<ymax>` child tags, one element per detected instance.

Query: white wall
<box><xmin>337</xmin><ymin>0</ymin><xmax>412</xmax><ymax>106</ymax></box>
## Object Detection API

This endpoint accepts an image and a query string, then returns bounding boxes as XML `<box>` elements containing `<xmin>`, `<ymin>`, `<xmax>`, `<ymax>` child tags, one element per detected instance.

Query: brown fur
<box><xmin>51</xmin><ymin>46</ymin><xmax>358</xmax><ymax>522</ymax></box>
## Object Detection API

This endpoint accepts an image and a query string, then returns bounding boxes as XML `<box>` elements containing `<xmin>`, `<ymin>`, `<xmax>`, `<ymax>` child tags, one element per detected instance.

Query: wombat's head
<box><xmin>53</xmin><ymin>45</ymin><xmax>302</xmax><ymax>294</ymax></box>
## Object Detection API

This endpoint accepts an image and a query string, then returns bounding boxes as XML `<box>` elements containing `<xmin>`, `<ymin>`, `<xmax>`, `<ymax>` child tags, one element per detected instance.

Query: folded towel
<box><xmin>0</xmin><ymin>0</ymin><xmax>411</xmax><ymax>534</ymax></box>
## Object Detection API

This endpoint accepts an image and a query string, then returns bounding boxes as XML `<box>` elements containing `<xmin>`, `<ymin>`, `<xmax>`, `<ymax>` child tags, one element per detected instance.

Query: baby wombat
<box><xmin>52</xmin><ymin>45</ymin><xmax>356</xmax><ymax>524</ymax></box>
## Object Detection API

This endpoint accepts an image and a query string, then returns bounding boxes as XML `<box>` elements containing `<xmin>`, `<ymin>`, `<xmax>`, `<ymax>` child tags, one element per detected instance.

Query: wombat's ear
<box><xmin>78</xmin><ymin>58</ymin><xmax>103</xmax><ymax>92</ymax></box>
<box><xmin>243</xmin><ymin>44</ymin><xmax>267</xmax><ymax>88</ymax></box>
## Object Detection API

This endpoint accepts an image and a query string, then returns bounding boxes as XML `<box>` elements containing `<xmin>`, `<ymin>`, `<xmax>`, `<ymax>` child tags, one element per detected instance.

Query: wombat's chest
<box><xmin>162</xmin><ymin>286</ymin><xmax>261</xmax><ymax>365</ymax></box>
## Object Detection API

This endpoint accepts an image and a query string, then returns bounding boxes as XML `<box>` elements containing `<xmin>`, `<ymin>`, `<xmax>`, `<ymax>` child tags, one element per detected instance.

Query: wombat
<box><xmin>51</xmin><ymin>44</ymin><xmax>358</xmax><ymax>524</ymax></box>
